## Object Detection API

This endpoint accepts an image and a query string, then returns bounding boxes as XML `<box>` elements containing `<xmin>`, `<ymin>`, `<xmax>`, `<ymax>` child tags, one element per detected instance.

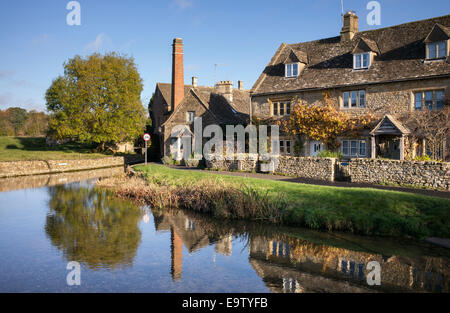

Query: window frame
<box><xmin>413</xmin><ymin>89</ymin><xmax>445</xmax><ymax>111</ymax></box>
<box><xmin>285</xmin><ymin>63</ymin><xmax>300</xmax><ymax>78</ymax></box>
<box><xmin>426</xmin><ymin>41</ymin><xmax>448</xmax><ymax>60</ymax></box>
<box><xmin>272</xmin><ymin>101</ymin><xmax>292</xmax><ymax>117</ymax></box>
<box><xmin>342</xmin><ymin>90</ymin><xmax>366</xmax><ymax>109</ymax></box>
<box><xmin>353</xmin><ymin>52</ymin><xmax>371</xmax><ymax>69</ymax></box>
<box><xmin>342</xmin><ymin>139</ymin><xmax>367</xmax><ymax>158</ymax></box>
<box><xmin>186</xmin><ymin>111</ymin><xmax>196</xmax><ymax>123</ymax></box>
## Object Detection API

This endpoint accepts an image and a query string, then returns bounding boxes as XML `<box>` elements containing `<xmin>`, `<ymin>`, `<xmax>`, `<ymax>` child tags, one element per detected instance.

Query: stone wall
<box><xmin>0</xmin><ymin>157</ymin><xmax>124</xmax><ymax>178</ymax></box>
<box><xmin>347</xmin><ymin>159</ymin><xmax>450</xmax><ymax>190</ymax></box>
<box><xmin>205</xmin><ymin>154</ymin><xmax>258</xmax><ymax>172</ymax></box>
<box><xmin>275</xmin><ymin>156</ymin><xmax>336</xmax><ymax>182</ymax></box>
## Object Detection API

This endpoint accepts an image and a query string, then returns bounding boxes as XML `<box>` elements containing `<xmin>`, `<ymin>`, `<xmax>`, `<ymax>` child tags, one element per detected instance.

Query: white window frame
<box><xmin>342</xmin><ymin>140</ymin><xmax>367</xmax><ymax>157</ymax></box>
<box><xmin>279</xmin><ymin>140</ymin><xmax>292</xmax><ymax>155</ymax></box>
<box><xmin>342</xmin><ymin>90</ymin><xmax>366</xmax><ymax>108</ymax></box>
<box><xmin>285</xmin><ymin>63</ymin><xmax>299</xmax><ymax>78</ymax></box>
<box><xmin>426</xmin><ymin>41</ymin><xmax>448</xmax><ymax>60</ymax></box>
<box><xmin>186</xmin><ymin>111</ymin><xmax>195</xmax><ymax>123</ymax></box>
<box><xmin>353</xmin><ymin>52</ymin><xmax>371</xmax><ymax>69</ymax></box>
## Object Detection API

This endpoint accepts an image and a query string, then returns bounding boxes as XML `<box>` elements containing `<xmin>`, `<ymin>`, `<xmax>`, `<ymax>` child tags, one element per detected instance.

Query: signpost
<box><xmin>143</xmin><ymin>133</ymin><xmax>151</xmax><ymax>165</ymax></box>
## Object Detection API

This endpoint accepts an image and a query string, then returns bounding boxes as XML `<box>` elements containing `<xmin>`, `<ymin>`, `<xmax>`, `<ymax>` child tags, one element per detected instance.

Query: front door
<box><xmin>310</xmin><ymin>141</ymin><xmax>322</xmax><ymax>157</ymax></box>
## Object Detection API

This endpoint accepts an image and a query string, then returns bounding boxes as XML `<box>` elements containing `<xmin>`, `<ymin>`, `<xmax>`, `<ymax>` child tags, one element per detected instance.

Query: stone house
<box><xmin>151</xmin><ymin>38</ymin><xmax>250</xmax><ymax>159</ymax></box>
<box><xmin>251</xmin><ymin>13</ymin><xmax>450</xmax><ymax>160</ymax></box>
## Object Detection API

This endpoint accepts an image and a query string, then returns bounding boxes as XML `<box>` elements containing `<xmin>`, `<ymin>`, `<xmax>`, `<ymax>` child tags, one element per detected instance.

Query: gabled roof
<box><xmin>161</xmin><ymin>86</ymin><xmax>250</xmax><ymax>127</ymax></box>
<box><xmin>156</xmin><ymin>82</ymin><xmax>192</xmax><ymax>108</ymax></box>
<box><xmin>352</xmin><ymin>37</ymin><xmax>380</xmax><ymax>54</ymax></box>
<box><xmin>283</xmin><ymin>48</ymin><xmax>308</xmax><ymax>64</ymax></box>
<box><xmin>424</xmin><ymin>23</ymin><xmax>450</xmax><ymax>43</ymax></box>
<box><xmin>252</xmin><ymin>15</ymin><xmax>450</xmax><ymax>95</ymax></box>
<box><xmin>370</xmin><ymin>115</ymin><xmax>410</xmax><ymax>135</ymax></box>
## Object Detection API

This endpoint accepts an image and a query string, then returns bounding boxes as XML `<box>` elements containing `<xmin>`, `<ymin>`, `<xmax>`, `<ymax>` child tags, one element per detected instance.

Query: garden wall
<box><xmin>0</xmin><ymin>157</ymin><xmax>124</xmax><ymax>178</ymax></box>
<box><xmin>275</xmin><ymin>156</ymin><xmax>336</xmax><ymax>182</ymax></box>
<box><xmin>205</xmin><ymin>154</ymin><xmax>336</xmax><ymax>182</ymax></box>
<box><xmin>347</xmin><ymin>159</ymin><xmax>450</xmax><ymax>190</ymax></box>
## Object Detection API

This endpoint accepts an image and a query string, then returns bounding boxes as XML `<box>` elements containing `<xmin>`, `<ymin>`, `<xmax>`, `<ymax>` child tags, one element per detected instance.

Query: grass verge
<box><xmin>110</xmin><ymin>164</ymin><xmax>450</xmax><ymax>239</ymax></box>
<box><xmin>0</xmin><ymin>137</ymin><xmax>112</xmax><ymax>161</ymax></box>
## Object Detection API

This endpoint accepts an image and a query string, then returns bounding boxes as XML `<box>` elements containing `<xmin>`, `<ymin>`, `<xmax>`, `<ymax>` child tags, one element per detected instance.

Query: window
<box><xmin>350</xmin><ymin>141</ymin><xmax>357</xmax><ymax>156</ymax></box>
<box><xmin>342</xmin><ymin>140</ymin><xmax>367</xmax><ymax>157</ymax></box>
<box><xmin>285</xmin><ymin>63</ymin><xmax>299</xmax><ymax>77</ymax></box>
<box><xmin>427</xmin><ymin>41</ymin><xmax>447</xmax><ymax>60</ymax></box>
<box><xmin>353</xmin><ymin>53</ymin><xmax>371</xmax><ymax>69</ymax></box>
<box><xmin>187</xmin><ymin>111</ymin><xmax>195</xmax><ymax>123</ymax></box>
<box><xmin>359</xmin><ymin>141</ymin><xmax>366</xmax><ymax>156</ymax></box>
<box><xmin>286</xmin><ymin>101</ymin><xmax>291</xmax><ymax>115</ymax></box>
<box><xmin>272</xmin><ymin>101</ymin><xmax>292</xmax><ymax>116</ymax></box>
<box><xmin>279</xmin><ymin>140</ymin><xmax>292</xmax><ymax>155</ymax></box>
<box><xmin>342</xmin><ymin>90</ymin><xmax>366</xmax><ymax>108</ymax></box>
<box><xmin>414</xmin><ymin>90</ymin><xmax>445</xmax><ymax>110</ymax></box>
<box><xmin>280</xmin><ymin>102</ymin><xmax>285</xmax><ymax>116</ymax></box>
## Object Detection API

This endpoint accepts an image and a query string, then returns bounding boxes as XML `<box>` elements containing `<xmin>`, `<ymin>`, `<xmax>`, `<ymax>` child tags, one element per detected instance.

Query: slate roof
<box><xmin>156</xmin><ymin>83</ymin><xmax>250</xmax><ymax>125</ymax></box>
<box><xmin>252</xmin><ymin>14</ymin><xmax>450</xmax><ymax>95</ymax></box>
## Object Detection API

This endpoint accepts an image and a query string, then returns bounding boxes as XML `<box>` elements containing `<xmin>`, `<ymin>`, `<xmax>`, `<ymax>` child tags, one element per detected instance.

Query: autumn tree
<box><xmin>45</xmin><ymin>53</ymin><xmax>146</xmax><ymax>150</ymax></box>
<box><xmin>280</xmin><ymin>100</ymin><xmax>349</xmax><ymax>150</ymax></box>
<box><xmin>401</xmin><ymin>106</ymin><xmax>450</xmax><ymax>160</ymax></box>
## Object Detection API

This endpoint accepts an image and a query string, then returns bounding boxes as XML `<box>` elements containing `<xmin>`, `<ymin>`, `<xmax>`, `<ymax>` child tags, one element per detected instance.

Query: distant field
<box><xmin>0</xmin><ymin>137</ymin><xmax>109</xmax><ymax>161</ymax></box>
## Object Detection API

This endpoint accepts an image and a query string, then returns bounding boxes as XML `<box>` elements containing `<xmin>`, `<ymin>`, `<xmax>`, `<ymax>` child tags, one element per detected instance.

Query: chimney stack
<box><xmin>171</xmin><ymin>38</ymin><xmax>184</xmax><ymax>112</ymax></box>
<box><xmin>192</xmin><ymin>76</ymin><xmax>197</xmax><ymax>88</ymax></box>
<box><xmin>238</xmin><ymin>80</ymin><xmax>244</xmax><ymax>91</ymax></box>
<box><xmin>215</xmin><ymin>80</ymin><xmax>233</xmax><ymax>102</ymax></box>
<box><xmin>340</xmin><ymin>11</ymin><xmax>359</xmax><ymax>41</ymax></box>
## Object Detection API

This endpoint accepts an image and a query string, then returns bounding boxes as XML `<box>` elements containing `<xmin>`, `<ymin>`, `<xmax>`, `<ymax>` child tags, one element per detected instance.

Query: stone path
<box><xmin>162</xmin><ymin>164</ymin><xmax>450</xmax><ymax>199</ymax></box>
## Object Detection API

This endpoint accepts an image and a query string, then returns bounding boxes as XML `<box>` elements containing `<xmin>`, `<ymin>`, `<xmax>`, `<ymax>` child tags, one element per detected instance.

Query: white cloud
<box><xmin>173</xmin><ymin>0</ymin><xmax>193</xmax><ymax>9</ymax></box>
<box><xmin>0</xmin><ymin>92</ymin><xmax>14</xmax><ymax>107</ymax></box>
<box><xmin>85</xmin><ymin>33</ymin><xmax>109</xmax><ymax>52</ymax></box>
<box><xmin>0</xmin><ymin>70</ymin><xmax>15</xmax><ymax>79</ymax></box>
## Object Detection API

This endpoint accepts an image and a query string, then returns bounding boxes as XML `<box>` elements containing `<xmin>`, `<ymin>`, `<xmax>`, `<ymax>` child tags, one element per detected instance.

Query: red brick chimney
<box><xmin>171</xmin><ymin>38</ymin><xmax>184</xmax><ymax>112</ymax></box>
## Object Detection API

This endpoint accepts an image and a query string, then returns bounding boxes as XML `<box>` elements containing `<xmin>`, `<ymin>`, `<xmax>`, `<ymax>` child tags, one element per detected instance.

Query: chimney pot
<box><xmin>341</xmin><ymin>11</ymin><xmax>359</xmax><ymax>41</ymax></box>
<box><xmin>192</xmin><ymin>76</ymin><xmax>197</xmax><ymax>88</ymax></box>
<box><xmin>238</xmin><ymin>80</ymin><xmax>244</xmax><ymax>90</ymax></box>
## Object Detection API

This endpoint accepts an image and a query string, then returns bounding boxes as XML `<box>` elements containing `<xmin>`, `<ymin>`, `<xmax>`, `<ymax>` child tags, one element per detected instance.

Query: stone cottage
<box><xmin>251</xmin><ymin>13</ymin><xmax>450</xmax><ymax>160</ymax></box>
<box><xmin>151</xmin><ymin>38</ymin><xmax>250</xmax><ymax>159</ymax></box>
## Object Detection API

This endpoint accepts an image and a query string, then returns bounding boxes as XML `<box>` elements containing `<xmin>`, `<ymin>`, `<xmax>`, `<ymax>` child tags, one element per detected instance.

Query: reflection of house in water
<box><xmin>153</xmin><ymin>211</ymin><xmax>233</xmax><ymax>281</ymax></box>
<box><xmin>250</xmin><ymin>236</ymin><xmax>448</xmax><ymax>293</ymax></box>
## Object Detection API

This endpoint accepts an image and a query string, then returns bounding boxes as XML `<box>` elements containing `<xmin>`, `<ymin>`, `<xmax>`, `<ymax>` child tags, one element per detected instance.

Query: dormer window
<box><xmin>285</xmin><ymin>63</ymin><xmax>299</xmax><ymax>78</ymax></box>
<box><xmin>427</xmin><ymin>41</ymin><xmax>447</xmax><ymax>60</ymax></box>
<box><xmin>353</xmin><ymin>53</ymin><xmax>370</xmax><ymax>69</ymax></box>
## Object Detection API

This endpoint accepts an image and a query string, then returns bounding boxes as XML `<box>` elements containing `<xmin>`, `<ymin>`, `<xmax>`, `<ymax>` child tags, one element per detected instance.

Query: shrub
<box><xmin>317</xmin><ymin>150</ymin><xmax>343</xmax><ymax>158</ymax></box>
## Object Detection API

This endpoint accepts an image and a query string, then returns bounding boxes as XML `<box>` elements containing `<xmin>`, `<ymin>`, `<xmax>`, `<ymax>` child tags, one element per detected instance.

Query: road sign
<box><xmin>143</xmin><ymin>133</ymin><xmax>151</xmax><ymax>141</ymax></box>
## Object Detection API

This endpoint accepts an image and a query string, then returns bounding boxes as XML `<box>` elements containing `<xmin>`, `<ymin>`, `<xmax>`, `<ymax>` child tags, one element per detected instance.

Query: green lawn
<box><xmin>0</xmin><ymin>137</ymin><xmax>109</xmax><ymax>161</ymax></box>
<box><xmin>134</xmin><ymin>163</ymin><xmax>450</xmax><ymax>238</ymax></box>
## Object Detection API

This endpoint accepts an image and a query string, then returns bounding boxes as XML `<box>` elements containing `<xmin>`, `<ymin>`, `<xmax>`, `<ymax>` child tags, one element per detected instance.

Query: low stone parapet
<box><xmin>0</xmin><ymin>157</ymin><xmax>124</xmax><ymax>178</ymax></box>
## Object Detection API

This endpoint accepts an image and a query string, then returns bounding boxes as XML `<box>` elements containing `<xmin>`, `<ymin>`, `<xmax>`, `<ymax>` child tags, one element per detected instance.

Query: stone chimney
<box><xmin>192</xmin><ymin>76</ymin><xmax>197</xmax><ymax>88</ymax></box>
<box><xmin>340</xmin><ymin>11</ymin><xmax>359</xmax><ymax>41</ymax></box>
<box><xmin>171</xmin><ymin>38</ymin><xmax>184</xmax><ymax>112</ymax></box>
<box><xmin>238</xmin><ymin>80</ymin><xmax>244</xmax><ymax>91</ymax></box>
<box><xmin>215</xmin><ymin>80</ymin><xmax>233</xmax><ymax>102</ymax></box>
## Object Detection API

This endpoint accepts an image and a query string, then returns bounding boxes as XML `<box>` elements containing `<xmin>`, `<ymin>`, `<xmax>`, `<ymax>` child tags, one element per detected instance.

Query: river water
<box><xmin>0</xmin><ymin>168</ymin><xmax>448</xmax><ymax>293</ymax></box>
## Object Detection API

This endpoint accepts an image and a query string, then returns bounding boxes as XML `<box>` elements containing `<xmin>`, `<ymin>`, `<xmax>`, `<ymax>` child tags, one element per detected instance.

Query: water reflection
<box><xmin>153</xmin><ymin>209</ymin><xmax>449</xmax><ymax>293</ymax></box>
<box><xmin>45</xmin><ymin>184</ymin><xmax>142</xmax><ymax>270</ymax></box>
<box><xmin>36</xmin><ymin>181</ymin><xmax>449</xmax><ymax>292</ymax></box>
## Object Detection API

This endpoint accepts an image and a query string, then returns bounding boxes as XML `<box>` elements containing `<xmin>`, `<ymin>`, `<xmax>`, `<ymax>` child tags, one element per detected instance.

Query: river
<box><xmin>0</xmin><ymin>168</ymin><xmax>448</xmax><ymax>292</ymax></box>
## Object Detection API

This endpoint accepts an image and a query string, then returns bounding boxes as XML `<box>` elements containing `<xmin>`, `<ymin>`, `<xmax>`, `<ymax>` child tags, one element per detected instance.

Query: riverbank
<box><xmin>98</xmin><ymin>163</ymin><xmax>450</xmax><ymax>239</ymax></box>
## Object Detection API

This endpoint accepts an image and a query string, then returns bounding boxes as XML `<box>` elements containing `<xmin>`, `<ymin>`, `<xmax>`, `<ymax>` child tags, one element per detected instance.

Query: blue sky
<box><xmin>0</xmin><ymin>0</ymin><xmax>449</xmax><ymax>112</ymax></box>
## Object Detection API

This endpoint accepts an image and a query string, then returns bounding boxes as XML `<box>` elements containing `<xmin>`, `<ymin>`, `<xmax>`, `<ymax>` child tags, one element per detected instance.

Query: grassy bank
<box><xmin>121</xmin><ymin>164</ymin><xmax>450</xmax><ymax>238</ymax></box>
<box><xmin>0</xmin><ymin>137</ymin><xmax>110</xmax><ymax>161</ymax></box>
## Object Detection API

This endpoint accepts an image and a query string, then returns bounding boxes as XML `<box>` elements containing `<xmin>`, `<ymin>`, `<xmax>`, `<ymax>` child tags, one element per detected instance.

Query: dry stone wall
<box><xmin>347</xmin><ymin>159</ymin><xmax>450</xmax><ymax>190</ymax></box>
<box><xmin>0</xmin><ymin>157</ymin><xmax>124</xmax><ymax>178</ymax></box>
